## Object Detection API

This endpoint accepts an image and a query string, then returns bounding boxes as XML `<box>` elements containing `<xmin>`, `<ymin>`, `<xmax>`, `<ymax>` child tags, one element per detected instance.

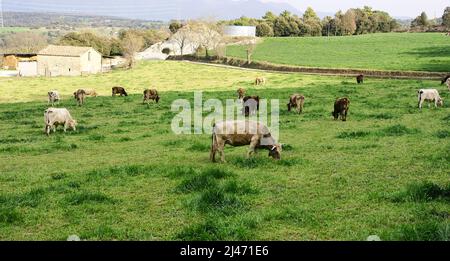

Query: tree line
<box><xmin>218</xmin><ymin>6</ymin><xmax>450</xmax><ymax>37</ymax></box>
<box><xmin>410</xmin><ymin>7</ymin><xmax>450</xmax><ymax>31</ymax></box>
<box><xmin>222</xmin><ymin>7</ymin><xmax>399</xmax><ymax>37</ymax></box>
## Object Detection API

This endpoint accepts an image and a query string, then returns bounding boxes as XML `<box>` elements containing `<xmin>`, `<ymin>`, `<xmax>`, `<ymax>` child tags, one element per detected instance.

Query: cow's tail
<box><xmin>210</xmin><ymin>124</ymin><xmax>217</xmax><ymax>162</ymax></box>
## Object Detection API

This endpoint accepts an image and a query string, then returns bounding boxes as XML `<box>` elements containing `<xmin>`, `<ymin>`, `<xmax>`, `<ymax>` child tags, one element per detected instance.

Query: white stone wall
<box><xmin>80</xmin><ymin>49</ymin><xmax>102</xmax><ymax>74</ymax></box>
<box><xmin>37</xmin><ymin>55</ymin><xmax>81</xmax><ymax>76</ymax></box>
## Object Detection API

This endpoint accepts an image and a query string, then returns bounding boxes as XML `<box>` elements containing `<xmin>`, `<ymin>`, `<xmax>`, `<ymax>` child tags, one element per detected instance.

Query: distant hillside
<box><xmin>2</xmin><ymin>12</ymin><xmax>166</xmax><ymax>29</ymax></box>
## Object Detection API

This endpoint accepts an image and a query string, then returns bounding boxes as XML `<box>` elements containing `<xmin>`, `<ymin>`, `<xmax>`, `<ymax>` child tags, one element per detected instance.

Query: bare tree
<box><xmin>172</xmin><ymin>26</ymin><xmax>191</xmax><ymax>56</ymax></box>
<box><xmin>4</xmin><ymin>32</ymin><xmax>48</xmax><ymax>53</ymax></box>
<box><xmin>341</xmin><ymin>9</ymin><xmax>357</xmax><ymax>35</ymax></box>
<box><xmin>121</xmin><ymin>33</ymin><xmax>144</xmax><ymax>68</ymax></box>
<box><xmin>171</xmin><ymin>20</ymin><xmax>222</xmax><ymax>58</ymax></box>
<box><xmin>197</xmin><ymin>21</ymin><xmax>222</xmax><ymax>57</ymax></box>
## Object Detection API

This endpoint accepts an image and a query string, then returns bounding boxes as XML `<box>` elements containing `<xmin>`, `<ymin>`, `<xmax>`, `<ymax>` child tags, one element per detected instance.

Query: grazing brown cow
<box><xmin>143</xmin><ymin>89</ymin><xmax>160</xmax><ymax>104</ymax></box>
<box><xmin>112</xmin><ymin>86</ymin><xmax>128</xmax><ymax>97</ymax></box>
<box><xmin>237</xmin><ymin>88</ymin><xmax>246</xmax><ymax>100</ymax></box>
<box><xmin>356</xmin><ymin>74</ymin><xmax>364</xmax><ymax>84</ymax></box>
<box><xmin>83</xmin><ymin>89</ymin><xmax>98</xmax><ymax>97</ymax></box>
<box><xmin>242</xmin><ymin>96</ymin><xmax>260</xmax><ymax>116</ymax></box>
<box><xmin>210</xmin><ymin>120</ymin><xmax>282</xmax><ymax>163</ymax></box>
<box><xmin>255</xmin><ymin>77</ymin><xmax>266</xmax><ymax>86</ymax></box>
<box><xmin>73</xmin><ymin>89</ymin><xmax>86</xmax><ymax>106</ymax></box>
<box><xmin>287</xmin><ymin>94</ymin><xmax>305</xmax><ymax>114</ymax></box>
<box><xmin>332</xmin><ymin>97</ymin><xmax>350</xmax><ymax>121</ymax></box>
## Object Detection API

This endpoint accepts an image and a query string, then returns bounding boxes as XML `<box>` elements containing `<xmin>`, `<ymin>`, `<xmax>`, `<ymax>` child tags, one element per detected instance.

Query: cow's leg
<box><xmin>217</xmin><ymin>140</ymin><xmax>226</xmax><ymax>163</ymax></box>
<box><xmin>210</xmin><ymin>139</ymin><xmax>217</xmax><ymax>163</ymax></box>
<box><xmin>63</xmin><ymin>122</ymin><xmax>68</xmax><ymax>132</ymax></box>
<box><xmin>343</xmin><ymin>109</ymin><xmax>348</xmax><ymax>121</ymax></box>
<box><xmin>247</xmin><ymin>136</ymin><xmax>259</xmax><ymax>158</ymax></box>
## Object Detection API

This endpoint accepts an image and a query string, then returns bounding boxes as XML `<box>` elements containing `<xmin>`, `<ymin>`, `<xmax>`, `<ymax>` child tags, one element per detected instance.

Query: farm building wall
<box><xmin>2</xmin><ymin>55</ymin><xmax>37</xmax><ymax>70</ymax></box>
<box><xmin>18</xmin><ymin>61</ymin><xmax>38</xmax><ymax>77</ymax></box>
<box><xmin>37</xmin><ymin>55</ymin><xmax>81</xmax><ymax>76</ymax></box>
<box><xmin>80</xmin><ymin>50</ymin><xmax>102</xmax><ymax>75</ymax></box>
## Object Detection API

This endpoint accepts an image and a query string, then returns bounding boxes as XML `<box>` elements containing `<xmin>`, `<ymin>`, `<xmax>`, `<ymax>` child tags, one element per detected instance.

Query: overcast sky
<box><xmin>263</xmin><ymin>0</ymin><xmax>448</xmax><ymax>18</ymax></box>
<box><xmin>2</xmin><ymin>0</ymin><xmax>449</xmax><ymax>20</ymax></box>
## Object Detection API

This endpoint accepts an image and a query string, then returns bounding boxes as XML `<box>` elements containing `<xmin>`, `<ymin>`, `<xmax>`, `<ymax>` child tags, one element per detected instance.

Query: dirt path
<box><xmin>171</xmin><ymin>56</ymin><xmax>448</xmax><ymax>81</ymax></box>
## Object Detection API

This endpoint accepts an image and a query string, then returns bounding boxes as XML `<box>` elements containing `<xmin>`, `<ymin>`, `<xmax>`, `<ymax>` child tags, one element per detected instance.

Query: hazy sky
<box><xmin>263</xmin><ymin>0</ymin><xmax>448</xmax><ymax>18</ymax></box>
<box><xmin>2</xmin><ymin>0</ymin><xmax>449</xmax><ymax>20</ymax></box>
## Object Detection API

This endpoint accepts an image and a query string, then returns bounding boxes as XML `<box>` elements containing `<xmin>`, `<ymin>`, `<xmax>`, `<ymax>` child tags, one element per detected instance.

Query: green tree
<box><xmin>420</xmin><ymin>12</ymin><xmax>429</xmax><ymax>26</ymax></box>
<box><xmin>303</xmin><ymin>7</ymin><xmax>322</xmax><ymax>36</ymax></box>
<box><xmin>303</xmin><ymin>7</ymin><xmax>318</xmax><ymax>20</ymax></box>
<box><xmin>169</xmin><ymin>21</ymin><xmax>183</xmax><ymax>34</ymax></box>
<box><xmin>262</xmin><ymin>11</ymin><xmax>277</xmax><ymax>23</ymax></box>
<box><xmin>256</xmin><ymin>22</ymin><xmax>274</xmax><ymax>37</ymax></box>
<box><xmin>280</xmin><ymin>10</ymin><xmax>291</xmax><ymax>18</ymax></box>
<box><xmin>59</xmin><ymin>32</ymin><xmax>111</xmax><ymax>55</ymax></box>
<box><xmin>322</xmin><ymin>16</ymin><xmax>338</xmax><ymax>36</ymax></box>
<box><xmin>273</xmin><ymin>16</ymin><xmax>291</xmax><ymax>36</ymax></box>
<box><xmin>442</xmin><ymin>7</ymin><xmax>450</xmax><ymax>28</ymax></box>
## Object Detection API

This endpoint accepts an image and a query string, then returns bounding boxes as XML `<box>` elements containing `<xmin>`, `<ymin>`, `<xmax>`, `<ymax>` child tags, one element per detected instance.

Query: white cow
<box><xmin>44</xmin><ymin>108</ymin><xmax>77</xmax><ymax>135</ymax></box>
<box><xmin>418</xmin><ymin>89</ymin><xmax>443</xmax><ymax>109</ymax></box>
<box><xmin>48</xmin><ymin>91</ymin><xmax>60</xmax><ymax>106</ymax></box>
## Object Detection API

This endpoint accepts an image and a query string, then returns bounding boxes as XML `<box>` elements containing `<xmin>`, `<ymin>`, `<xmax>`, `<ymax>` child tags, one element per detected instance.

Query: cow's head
<box><xmin>68</xmin><ymin>120</ymin><xmax>77</xmax><ymax>130</ymax></box>
<box><xmin>268</xmin><ymin>144</ymin><xmax>282</xmax><ymax>160</ymax></box>
<box><xmin>437</xmin><ymin>97</ymin><xmax>444</xmax><ymax>107</ymax></box>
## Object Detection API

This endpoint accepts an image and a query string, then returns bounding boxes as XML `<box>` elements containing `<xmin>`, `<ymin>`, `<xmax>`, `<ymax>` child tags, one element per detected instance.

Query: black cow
<box><xmin>112</xmin><ymin>86</ymin><xmax>128</xmax><ymax>97</ymax></box>
<box><xmin>332</xmin><ymin>97</ymin><xmax>350</xmax><ymax>121</ymax></box>
<box><xmin>356</xmin><ymin>74</ymin><xmax>364</xmax><ymax>84</ymax></box>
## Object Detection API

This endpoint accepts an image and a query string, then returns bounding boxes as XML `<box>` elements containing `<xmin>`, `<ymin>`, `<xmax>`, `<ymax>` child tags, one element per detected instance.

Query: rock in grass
<box><xmin>366</xmin><ymin>235</ymin><xmax>381</xmax><ymax>241</ymax></box>
<box><xmin>67</xmin><ymin>235</ymin><xmax>81</xmax><ymax>241</ymax></box>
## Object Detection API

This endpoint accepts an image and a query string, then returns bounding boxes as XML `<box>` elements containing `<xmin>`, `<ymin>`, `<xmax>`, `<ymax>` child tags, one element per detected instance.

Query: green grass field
<box><xmin>0</xmin><ymin>27</ymin><xmax>30</xmax><ymax>35</ymax></box>
<box><xmin>0</xmin><ymin>61</ymin><xmax>449</xmax><ymax>240</ymax></box>
<box><xmin>226</xmin><ymin>33</ymin><xmax>450</xmax><ymax>72</ymax></box>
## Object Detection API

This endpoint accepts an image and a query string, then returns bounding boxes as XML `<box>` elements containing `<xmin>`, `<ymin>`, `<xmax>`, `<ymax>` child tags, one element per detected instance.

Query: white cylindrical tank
<box><xmin>223</xmin><ymin>26</ymin><xmax>256</xmax><ymax>37</ymax></box>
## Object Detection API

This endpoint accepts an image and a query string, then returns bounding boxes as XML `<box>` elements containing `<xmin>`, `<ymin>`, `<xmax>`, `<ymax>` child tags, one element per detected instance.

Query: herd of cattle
<box><xmin>43</xmin><ymin>74</ymin><xmax>449</xmax><ymax>162</ymax></box>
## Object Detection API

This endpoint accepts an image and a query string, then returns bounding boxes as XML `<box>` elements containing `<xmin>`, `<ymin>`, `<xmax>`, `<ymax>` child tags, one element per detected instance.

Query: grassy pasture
<box><xmin>0</xmin><ymin>27</ymin><xmax>30</xmax><ymax>35</ymax></box>
<box><xmin>0</xmin><ymin>61</ymin><xmax>449</xmax><ymax>240</ymax></box>
<box><xmin>226</xmin><ymin>33</ymin><xmax>450</xmax><ymax>72</ymax></box>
